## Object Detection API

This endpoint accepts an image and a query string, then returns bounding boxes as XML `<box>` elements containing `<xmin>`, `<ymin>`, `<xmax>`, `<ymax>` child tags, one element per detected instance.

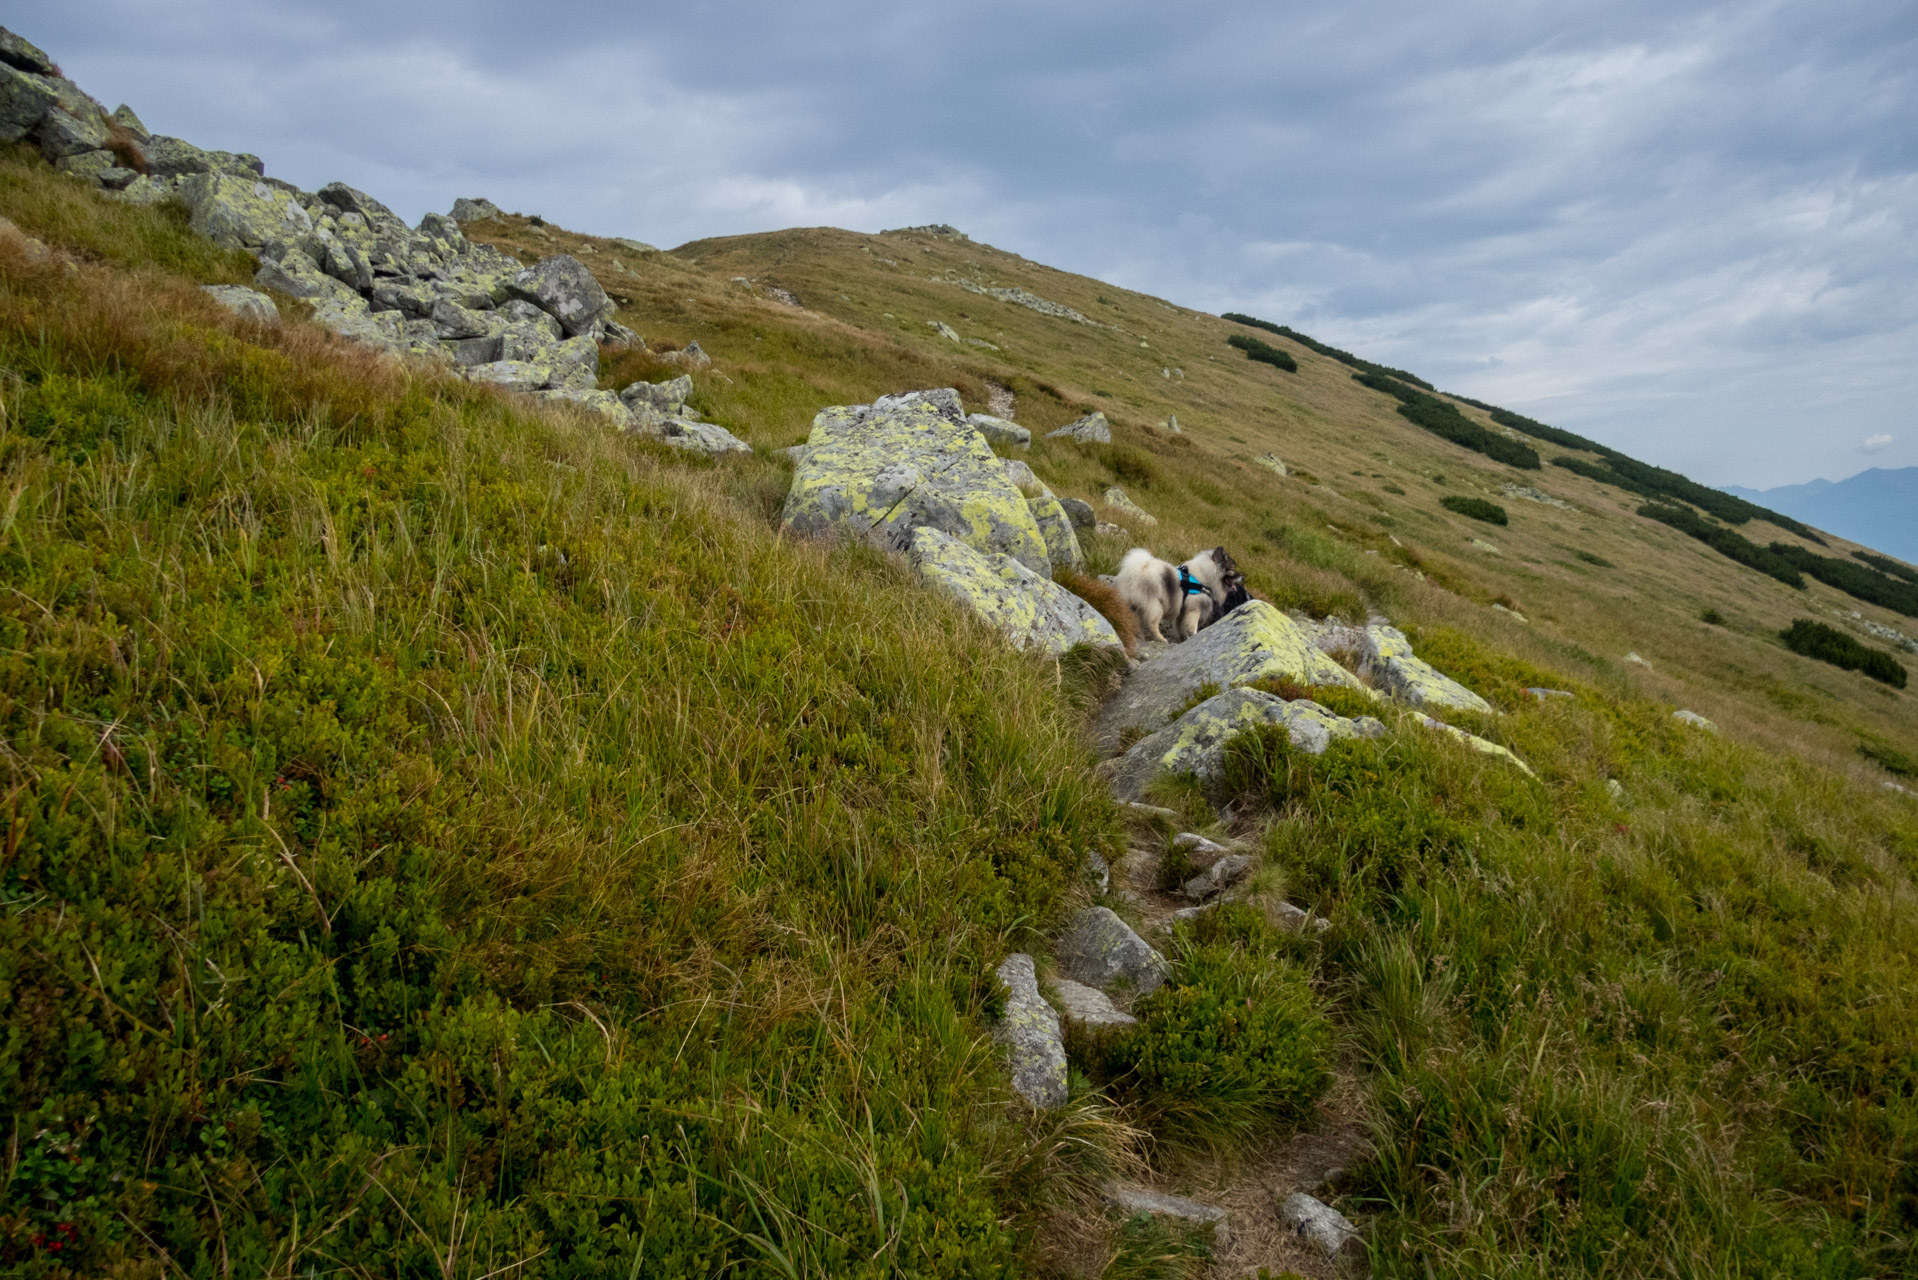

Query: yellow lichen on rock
<box><xmin>782</xmin><ymin>397</ymin><xmax>1054</xmax><ymax>573</ymax></box>
<box><xmin>1096</xmin><ymin>601</ymin><xmax>1367</xmax><ymax>748</ymax></box>
<box><xmin>1415</xmin><ymin>714</ymin><xmax>1534</xmax><ymax>775</ymax></box>
<box><xmin>908</xmin><ymin>527</ymin><xmax>1121</xmax><ymax>654</ymax></box>
<box><xmin>1100</xmin><ymin>687</ymin><xmax>1384</xmax><ymax>801</ymax></box>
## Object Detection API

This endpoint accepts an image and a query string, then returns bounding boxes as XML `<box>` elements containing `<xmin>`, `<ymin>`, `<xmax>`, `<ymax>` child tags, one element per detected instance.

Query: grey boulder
<box><xmin>1279</xmin><ymin>1192</ymin><xmax>1359</xmax><ymax>1257</ymax></box>
<box><xmin>620</xmin><ymin>374</ymin><xmax>693</xmax><ymax>417</ymax></box>
<box><xmin>1183</xmin><ymin>854</ymin><xmax>1252</xmax><ymax>902</ymax></box>
<box><xmin>993</xmin><ymin>954</ymin><xmax>1066</xmax><ymax>1109</ymax></box>
<box><xmin>0</xmin><ymin>27</ymin><xmax>59</xmax><ymax>77</ymax></box>
<box><xmin>34</xmin><ymin>105</ymin><xmax>107</xmax><ymax>160</ymax></box>
<box><xmin>967</xmin><ymin>413</ymin><xmax>1030</xmax><ymax>448</ymax></box>
<box><xmin>1049</xmin><ymin>978</ymin><xmax>1136</xmax><ymax>1029</ymax></box>
<box><xmin>450</xmin><ymin>196</ymin><xmax>503</xmax><ymax>222</ymax></box>
<box><xmin>200</xmin><ymin>284</ymin><xmax>279</xmax><ymax>323</ymax></box>
<box><xmin>1056</xmin><ymin>906</ymin><xmax>1169</xmax><ymax>996</ymax></box>
<box><xmin>1047</xmin><ymin>411</ymin><xmax>1110</xmax><ymax>443</ymax></box>
<box><xmin>906</xmin><ymin>527</ymin><xmax>1121</xmax><ymax>653</ymax></box>
<box><xmin>506</xmin><ymin>254</ymin><xmax>612</xmax><ymax>338</ymax></box>
<box><xmin>654</xmin><ymin>418</ymin><xmax>753</xmax><ymax>456</ymax></box>
<box><xmin>0</xmin><ymin>64</ymin><xmax>59</xmax><ymax>143</ymax></box>
<box><xmin>1105</xmin><ymin>1185</ymin><xmax>1229</xmax><ymax>1248</ymax></box>
<box><xmin>1059</xmin><ymin>497</ymin><xmax>1096</xmax><ymax>531</ymax></box>
<box><xmin>783</xmin><ymin>394</ymin><xmax>1056</xmax><ymax>574</ymax></box>
<box><xmin>1099</xmin><ymin>687</ymin><xmax>1383</xmax><ymax>803</ymax></box>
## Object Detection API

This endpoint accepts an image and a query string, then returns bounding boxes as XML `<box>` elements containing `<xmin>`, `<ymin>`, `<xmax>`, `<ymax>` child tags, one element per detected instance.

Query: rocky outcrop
<box><xmin>1101</xmin><ymin>687</ymin><xmax>1384</xmax><ymax>802</ymax></box>
<box><xmin>1060</xmin><ymin>498</ymin><xmax>1096</xmax><ymax>531</ymax></box>
<box><xmin>1046</xmin><ymin>411</ymin><xmax>1111</xmax><ymax>444</ymax></box>
<box><xmin>0</xmin><ymin>28</ymin><xmax>773</xmax><ymax>451</ymax></box>
<box><xmin>1096</xmin><ymin>601</ymin><xmax>1367</xmax><ymax>749</ymax></box>
<box><xmin>1056</xmin><ymin>907</ymin><xmax>1169</xmax><ymax>996</ymax></box>
<box><xmin>906</xmin><ymin>528</ymin><xmax>1119</xmax><ymax>654</ymax></box>
<box><xmin>993</xmin><ymin>954</ymin><xmax>1067</xmax><ymax>1109</ymax></box>
<box><xmin>783</xmin><ymin>392</ymin><xmax>1054</xmax><ymax>572</ymax></box>
<box><xmin>1315</xmin><ymin>623</ymin><xmax>1492</xmax><ymax>715</ymax></box>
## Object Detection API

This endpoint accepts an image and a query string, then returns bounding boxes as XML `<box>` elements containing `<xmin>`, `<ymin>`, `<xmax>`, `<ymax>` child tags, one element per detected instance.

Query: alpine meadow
<box><xmin>1</xmin><ymin>22</ymin><xmax>1916</xmax><ymax>1280</ymax></box>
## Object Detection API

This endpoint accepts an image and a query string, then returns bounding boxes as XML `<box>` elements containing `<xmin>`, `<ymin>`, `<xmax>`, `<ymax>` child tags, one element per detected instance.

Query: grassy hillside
<box><xmin>0</xmin><ymin>152</ymin><xmax>1119</xmax><ymax>1276</ymax></box>
<box><xmin>1</xmin><ymin>142</ymin><xmax>1916</xmax><ymax>1279</ymax></box>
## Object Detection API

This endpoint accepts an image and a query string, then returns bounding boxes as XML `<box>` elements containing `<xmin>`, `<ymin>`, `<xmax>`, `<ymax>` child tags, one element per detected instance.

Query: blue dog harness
<box><xmin>1178</xmin><ymin>567</ymin><xmax>1209</xmax><ymax>597</ymax></box>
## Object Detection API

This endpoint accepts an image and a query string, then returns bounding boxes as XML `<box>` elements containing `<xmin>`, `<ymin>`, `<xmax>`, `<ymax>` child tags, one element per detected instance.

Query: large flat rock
<box><xmin>781</xmin><ymin>393</ymin><xmax>1054</xmax><ymax>573</ymax></box>
<box><xmin>1096</xmin><ymin>601</ymin><xmax>1366</xmax><ymax>750</ymax></box>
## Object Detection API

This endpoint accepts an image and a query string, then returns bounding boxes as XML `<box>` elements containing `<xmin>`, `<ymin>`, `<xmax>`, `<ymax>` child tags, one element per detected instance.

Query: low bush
<box><xmin>1768</xmin><ymin>544</ymin><xmax>1918</xmax><ymax>618</ymax></box>
<box><xmin>1551</xmin><ymin>453</ymin><xmax>1820</xmax><ymax>541</ymax></box>
<box><xmin>1354</xmin><ymin>373</ymin><xmax>1541</xmax><ymax>470</ymax></box>
<box><xmin>1701</xmin><ymin>607</ymin><xmax>1726</xmax><ymax>625</ymax></box>
<box><xmin>1099</xmin><ymin>442</ymin><xmax>1159</xmax><ymax>488</ymax></box>
<box><xmin>1089</xmin><ymin>921</ymin><xmax>1331</xmax><ymax>1140</ymax></box>
<box><xmin>1636</xmin><ymin>504</ymin><xmax>1806</xmax><ymax>588</ymax></box>
<box><xmin>1779</xmin><ymin>619</ymin><xmax>1908</xmax><ymax>687</ymax></box>
<box><xmin>1859</xmin><ymin>740</ymin><xmax>1918</xmax><ymax>778</ymax></box>
<box><xmin>1575</xmin><ymin>550</ymin><xmax>1614</xmax><ymax>568</ymax></box>
<box><xmin>1226</xmin><ymin>332</ymin><xmax>1298</xmax><ymax>372</ymax></box>
<box><xmin>1854</xmin><ymin>549</ymin><xmax>1918</xmax><ymax>586</ymax></box>
<box><xmin>1440</xmin><ymin>495</ymin><xmax>1508</xmax><ymax>525</ymax></box>
<box><xmin>1222</xmin><ymin>312</ymin><xmax>1433</xmax><ymax>387</ymax></box>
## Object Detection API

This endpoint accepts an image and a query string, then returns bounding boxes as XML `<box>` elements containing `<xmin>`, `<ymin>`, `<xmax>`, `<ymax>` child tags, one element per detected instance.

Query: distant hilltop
<box><xmin>1723</xmin><ymin>467</ymin><xmax>1918</xmax><ymax>565</ymax></box>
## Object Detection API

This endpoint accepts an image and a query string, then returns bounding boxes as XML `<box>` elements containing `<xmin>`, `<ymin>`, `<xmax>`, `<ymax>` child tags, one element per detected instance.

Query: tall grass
<box><xmin>0</xmin><ymin>171</ymin><xmax>1118</xmax><ymax>1275</ymax></box>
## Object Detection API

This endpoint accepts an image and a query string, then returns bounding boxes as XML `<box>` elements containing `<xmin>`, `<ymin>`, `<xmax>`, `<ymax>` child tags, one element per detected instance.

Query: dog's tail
<box><xmin>1117</xmin><ymin>547</ymin><xmax>1157</xmax><ymax>580</ymax></box>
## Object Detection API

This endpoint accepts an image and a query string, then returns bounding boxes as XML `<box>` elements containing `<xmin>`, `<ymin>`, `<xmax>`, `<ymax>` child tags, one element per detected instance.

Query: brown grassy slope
<box><xmin>457</xmin><ymin>216</ymin><xmax>1917</xmax><ymax>794</ymax></box>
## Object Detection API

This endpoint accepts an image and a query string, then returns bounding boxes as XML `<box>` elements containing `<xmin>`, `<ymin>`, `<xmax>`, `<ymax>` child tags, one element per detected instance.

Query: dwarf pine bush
<box><xmin>1225</xmin><ymin>331</ymin><xmax>1298</xmax><ymax>372</ymax></box>
<box><xmin>1440</xmin><ymin>495</ymin><xmax>1508</xmax><ymax>525</ymax></box>
<box><xmin>1779</xmin><ymin>619</ymin><xmax>1909</xmax><ymax>687</ymax></box>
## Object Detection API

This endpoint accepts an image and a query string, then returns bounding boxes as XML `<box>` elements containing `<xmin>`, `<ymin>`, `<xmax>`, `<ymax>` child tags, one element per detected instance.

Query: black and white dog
<box><xmin>1116</xmin><ymin>546</ymin><xmax>1245</xmax><ymax>642</ymax></box>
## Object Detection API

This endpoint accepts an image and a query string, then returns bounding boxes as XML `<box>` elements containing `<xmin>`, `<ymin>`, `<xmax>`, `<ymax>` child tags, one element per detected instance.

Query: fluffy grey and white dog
<box><xmin>1116</xmin><ymin>546</ymin><xmax>1242</xmax><ymax>642</ymax></box>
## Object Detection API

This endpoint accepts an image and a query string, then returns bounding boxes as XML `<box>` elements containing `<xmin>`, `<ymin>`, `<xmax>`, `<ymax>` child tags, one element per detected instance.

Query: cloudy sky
<box><xmin>24</xmin><ymin>0</ymin><xmax>1918</xmax><ymax>487</ymax></box>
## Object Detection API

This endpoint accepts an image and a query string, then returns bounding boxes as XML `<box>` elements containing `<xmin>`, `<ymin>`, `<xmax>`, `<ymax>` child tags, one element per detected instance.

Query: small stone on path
<box><xmin>1105</xmin><ymin>1184</ymin><xmax>1229</xmax><ymax>1248</ymax></box>
<box><xmin>1279</xmin><ymin>1191</ymin><xmax>1359</xmax><ymax>1257</ymax></box>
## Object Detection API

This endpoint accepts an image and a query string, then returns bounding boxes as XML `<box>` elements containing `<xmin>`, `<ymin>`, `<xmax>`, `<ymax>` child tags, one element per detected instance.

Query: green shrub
<box><xmin>1779</xmin><ymin>619</ymin><xmax>1908</xmax><ymax>687</ymax></box>
<box><xmin>1859</xmin><ymin>740</ymin><xmax>1918</xmax><ymax>778</ymax></box>
<box><xmin>1701</xmin><ymin>607</ymin><xmax>1726</xmax><ymax>625</ymax></box>
<box><xmin>1222</xmin><ymin>312</ymin><xmax>1433</xmax><ymax>387</ymax></box>
<box><xmin>1551</xmin><ymin>453</ymin><xmax>1820</xmax><ymax>541</ymax></box>
<box><xmin>1575</xmin><ymin>550</ymin><xmax>1614</xmax><ymax>568</ymax></box>
<box><xmin>1353</xmin><ymin>373</ymin><xmax>1541</xmax><ymax>470</ymax></box>
<box><xmin>1226</xmin><ymin>332</ymin><xmax>1298</xmax><ymax>372</ymax></box>
<box><xmin>1099</xmin><ymin>442</ymin><xmax>1159</xmax><ymax>488</ymax></box>
<box><xmin>1768</xmin><ymin>544</ymin><xmax>1918</xmax><ymax>618</ymax></box>
<box><xmin>1440</xmin><ymin>495</ymin><xmax>1509</xmax><ymax>525</ymax></box>
<box><xmin>1091</xmin><ymin>930</ymin><xmax>1331</xmax><ymax>1139</ymax></box>
<box><xmin>1637</xmin><ymin>504</ymin><xmax>1805</xmax><ymax>588</ymax></box>
<box><xmin>1853</xmin><ymin>549</ymin><xmax>1918</xmax><ymax>586</ymax></box>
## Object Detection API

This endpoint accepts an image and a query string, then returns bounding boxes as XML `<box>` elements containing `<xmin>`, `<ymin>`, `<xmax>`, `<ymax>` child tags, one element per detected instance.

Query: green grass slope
<box><xmin>0</xmin><ymin>152</ymin><xmax>1118</xmax><ymax>1275</ymax></box>
<box><xmin>2</xmin><ymin>145</ymin><xmax>1917</xmax><ymax>1279</ymax></box>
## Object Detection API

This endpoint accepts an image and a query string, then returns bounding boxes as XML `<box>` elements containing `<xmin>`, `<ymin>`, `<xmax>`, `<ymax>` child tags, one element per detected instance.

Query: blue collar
<box><xmin>1179</xmin><ymin>566</ymin><xmax>1208</xmax><ymax>596</ymax></box>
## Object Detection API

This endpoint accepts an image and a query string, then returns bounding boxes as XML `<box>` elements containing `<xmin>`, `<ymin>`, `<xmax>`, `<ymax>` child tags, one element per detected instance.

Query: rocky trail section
<box><xmin>1</xmin><ymin>27</ymin><xmax>748</xmax><ymax>457</ymax></box>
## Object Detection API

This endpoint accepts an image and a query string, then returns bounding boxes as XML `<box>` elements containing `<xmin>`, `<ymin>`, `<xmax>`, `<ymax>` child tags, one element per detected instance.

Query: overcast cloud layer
<box><xmin>23</xmin><ymin>0</ymin><xmax>1918</xmax><ymax>487</ymax></box>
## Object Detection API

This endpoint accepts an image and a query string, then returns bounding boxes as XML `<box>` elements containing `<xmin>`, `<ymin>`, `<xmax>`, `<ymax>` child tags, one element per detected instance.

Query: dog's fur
<box><xmin>1116</xmin><ymin>546</ymin><xmax>1241</xmax><ymax>642</ymax></box>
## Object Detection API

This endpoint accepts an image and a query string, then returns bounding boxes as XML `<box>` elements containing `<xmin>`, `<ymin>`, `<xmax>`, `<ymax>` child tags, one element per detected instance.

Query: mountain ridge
<box><xmin>1723</xmin><ymin>466</ymin><xmax>1918</xmax><ymax>565</ymax></box>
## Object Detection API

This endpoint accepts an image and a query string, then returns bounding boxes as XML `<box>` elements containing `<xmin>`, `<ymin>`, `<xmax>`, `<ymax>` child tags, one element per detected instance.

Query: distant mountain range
<box><xmin>1723</xmin><ymin>467</ymin><xmax>1918</xmax><ymax>565</ymax></box>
